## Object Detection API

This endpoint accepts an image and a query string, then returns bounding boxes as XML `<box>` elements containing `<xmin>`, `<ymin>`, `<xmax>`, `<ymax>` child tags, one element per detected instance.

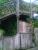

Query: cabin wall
<box><xmin>19</xmin><ymin>21</ymin><xmax>32</xmax><ymax>33</ymax></box>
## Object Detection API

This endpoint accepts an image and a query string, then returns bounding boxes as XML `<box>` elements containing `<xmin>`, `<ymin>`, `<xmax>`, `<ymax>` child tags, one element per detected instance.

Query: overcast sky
<box><xmin>23</xmin><ymin>0</ymin><xmax>38</xmax><ymax>5</ymax></box>
<box><xmin>23</xmin><ymin>0</ymin><xmax>35</xmax><ymax>2</ymax></box>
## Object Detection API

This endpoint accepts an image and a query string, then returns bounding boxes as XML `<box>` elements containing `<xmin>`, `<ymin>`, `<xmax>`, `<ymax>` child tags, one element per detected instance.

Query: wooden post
<box><xmin>30</xmin><ymin>0</ymin><xmax>35</xmax><ymax>47</ymax></box>
<box><xmin>16</xmin><ymin>0</ymin><xmax>19</xmax><ymax>33</ymax></box>
<box><xmin>16</xmin><ymin>0</ymin><xmax>22</xmax><ymax>49</ymax></box>
<box><xmin>16</xmin><ymin>0</ymin><xmax>21</xmax><ymax>49</ymax></box>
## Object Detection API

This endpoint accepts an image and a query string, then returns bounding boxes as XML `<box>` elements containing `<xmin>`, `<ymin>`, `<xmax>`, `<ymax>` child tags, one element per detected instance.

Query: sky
<box><xmin>33</xmin><ymin>13</ymin><xmax>38</xmax><ymax>17</ymax></box>
<box><xmin>23</xmin><ymin>0</ymin><xmax>35</xmax><ymax>3</ymax></box>
<box><xmin>23</xmin><ymin>0</ymin><xmax>38</xmax><ymax>5</ymax></box>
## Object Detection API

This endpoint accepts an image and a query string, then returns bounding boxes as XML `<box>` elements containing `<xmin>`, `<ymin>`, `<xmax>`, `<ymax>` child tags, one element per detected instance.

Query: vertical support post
<box><xmin>30</xmin><ymin>0</ymin><xmax>34</xmax><ymax>35</ymax></box>
<box><xmin>30</xmin><ymin>0</ymin><xmax>35</xmax><ymax>47</ymax></box>
<box><xmin>30</xmin><ymin>0</ymin><xmax>33</xmax><ymax>34</ymax></box>
<box><xmin>30</xmin><ymin>0</ymin><xmax>32</xmax><ymax>19</ymax></box>
<box><xmin>16</xmin><ymin>0</ymin><xmax>21</xmax><ymax>49</ymax></box>
<box><xmin>16</xmin><ymin>0</ymin><xmax>19</xmax><ymax>33</ymax></box>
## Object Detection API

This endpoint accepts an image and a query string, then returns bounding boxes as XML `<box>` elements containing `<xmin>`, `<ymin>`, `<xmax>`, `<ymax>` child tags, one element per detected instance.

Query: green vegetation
<box><xmin>0</xmin><ymin>17</ymin><xmax>17</xmax><ymax>36</ymax></box>
<box><xmin>0</xmin><ymin>0</ymin><xmax>8</xmax><ymax>4</ymax></box>
<box><xmin>0</xmin><ymin>0</ymin><xmax>38</xmax><ymax>19</ymax></box>
<box><xmin>0</xmin><ymin>29</ymin><xmax>5</xmax><ymax>36</ymax></box>
<box><xmin>32</xmin><ymin>19</ymin><xmax>38</xmax><ymax>28</ymax></box>
<box><xmin>3</xmin><ymin>18</ymin><xmax>17</xmax><ymax>36</ymax></box>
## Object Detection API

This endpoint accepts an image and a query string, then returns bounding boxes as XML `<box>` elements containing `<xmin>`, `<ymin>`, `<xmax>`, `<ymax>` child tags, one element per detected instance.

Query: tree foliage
<box><xmin>0</xmin><ymin>0</ymin><xmax>38</xmax><ymax>18</ymax></box>
<box><xmin>1</xmin><ymin>16</ymin><xmax>17</xmax><ymax>36</ymax></box>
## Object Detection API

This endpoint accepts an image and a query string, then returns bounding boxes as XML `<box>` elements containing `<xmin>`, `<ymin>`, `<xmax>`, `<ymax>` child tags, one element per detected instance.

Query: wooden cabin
<box><xmin>0</xmin><ymin>13</ymin><xmax>34</xmax><ymax>49</ymax></box>
<box><xmin>0</xmin><ymin>14</ymin><xmax>32</xmax><ymax>36</ymax></box>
